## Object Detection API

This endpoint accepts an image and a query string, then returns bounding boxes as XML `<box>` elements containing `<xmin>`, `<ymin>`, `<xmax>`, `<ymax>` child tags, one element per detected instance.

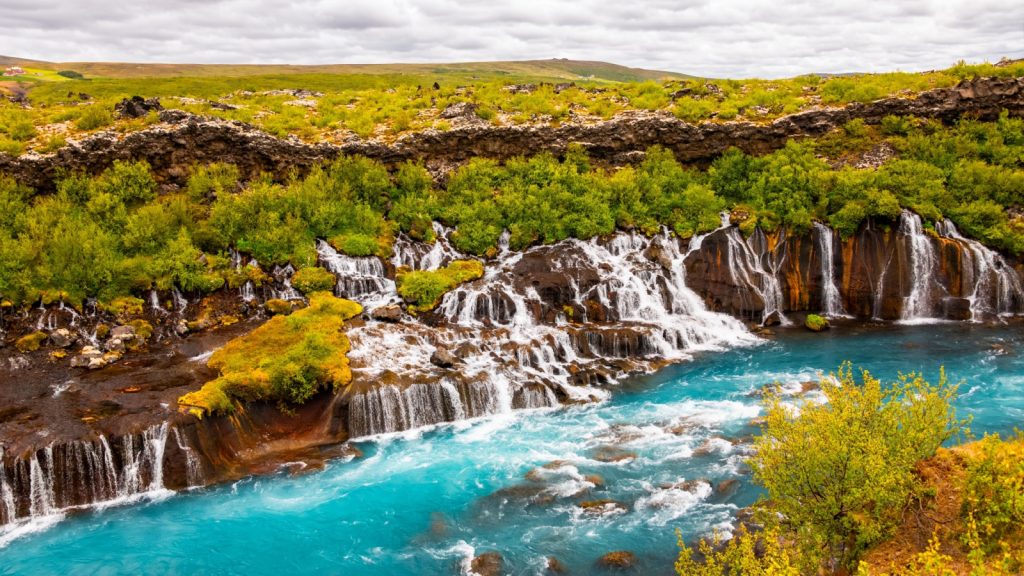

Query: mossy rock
<box><xmin>15</xmin><ymin>331</ymin><xmax>48</xmax><ymax>353</ymax></box>
<box><xmin>265</xmin><ymin>299</ymin><xmax>292</xmax><ymax>315</ymax></box>
<box><xmin>290</xmin><ymin>267</ymin><xmax>337</xmax><ymax>295</ymax></box>
<box><xmin>805</xmin><ymin>314</ymin><xmax>830</xmax><ymax>332</ymax></box>
<box><xmin>128</xmin><ymin>319</ymin><xmax>154</xmax><ymax>340</ymax></box>
<box><xmin>99</xmin><ymin>296</ymin><xmax>144</xmax><ymax>318</ymax></box>
<box><xmin>179</xmin><ymin>293</ymin><xmax>362</xmax><ymax>416</ymax></box>
<box><xmin>95</xmin><ymin>323</ymin><xmax>110</xmax><ymax>339</ymax></box>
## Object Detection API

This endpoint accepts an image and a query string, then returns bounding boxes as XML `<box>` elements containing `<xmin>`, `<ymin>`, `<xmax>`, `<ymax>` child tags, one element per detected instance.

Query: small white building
<box><xmin>3</xmin><ymin>66</ymin><xmax>26</xmax><ymax>77</ymax></box>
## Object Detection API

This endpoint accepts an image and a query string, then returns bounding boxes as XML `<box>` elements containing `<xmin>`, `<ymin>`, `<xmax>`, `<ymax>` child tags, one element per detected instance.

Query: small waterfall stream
<box><xmin>899</xmin><ymin>211</ymin><xmax>940</xmax><ymax>321</ymax></box>
<box><xmin>813</xmin><ymin>222</ymin><xmax>847</xmax><ymax>317</ymax></box>
<box><xmin>936</xmin><ymin>218</ymin><xmax>1024</xmax><ymax>320</ymax></box>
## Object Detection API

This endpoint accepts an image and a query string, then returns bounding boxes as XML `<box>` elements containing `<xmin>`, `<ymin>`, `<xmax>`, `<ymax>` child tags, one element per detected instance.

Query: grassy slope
<box><xmin>0</xmin><ymin>55</ymin><xmax>692</xmax><ymax>81</ymax></box>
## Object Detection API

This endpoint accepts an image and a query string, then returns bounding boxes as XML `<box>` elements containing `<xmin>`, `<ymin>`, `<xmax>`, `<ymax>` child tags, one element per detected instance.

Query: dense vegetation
<box><xmin>676</xmin><ymin>367</ymin><xmax>1024</xmax><ymax>575</ymax></box>
<box><xmin>178</xmin><ymin>292</ymin><xmax>361</xmax><ymax>415</ymax></box>
<box><xmin>396</xmin><ymin>260</ymin><xmax>485</xmax><ymax>312</ymax></box>
<box><xmin>1</xmin><ymin>60</ymin><xmax>1020</xmax><ymax>154</ymax></box>
<box><xmin>1</xmin><ymin>110</ymin><xmax>1022</xmax><ymax>310</ymax></box>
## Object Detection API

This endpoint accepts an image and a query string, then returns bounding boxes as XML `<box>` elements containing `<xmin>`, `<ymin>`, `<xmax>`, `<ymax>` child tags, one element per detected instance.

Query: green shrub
<box><xmin>961</xmin><ymin>433</ymin><xmax>1024</xmax><ymax>555</ymax></box>
<box><xmin>751</xmin><ymin>364</ymin><xmax>967</xmax><ymax>571</ymax></box>
<box><xmin>75</xmin><ymin>105</ymin><xmax>113</xmax><ymax>130</ymax></box>
<box><xmin>57</xmin><ymin>70</ymin><xmax>84</xmax><ymax>80</ymax></box>
<box><xmin>397</xmin><ymin>259</ymin><xmax>484</xmax><ymax>311</ymax></box>
<box><xmin>290</xmin><ymin>267</ymin><xmax>336</xmax><ymax>294</ymax></box>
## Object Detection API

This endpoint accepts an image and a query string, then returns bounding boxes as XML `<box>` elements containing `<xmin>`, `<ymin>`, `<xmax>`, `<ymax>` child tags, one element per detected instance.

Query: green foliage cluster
<box><xmin>290</xmin><ymin>267</ymin><xmax>336</xmax><ymax>295</ymax></box>
<box><xmin>750</xmin><ymin>364</ymin><xmax>966</xmax><ymax>571</ymax></box>
<box><xmin>962</xmin><ymin>433</ymin><xmax>1024</xmax><ymax>558</ymax></box>
<box><xmin>804</xmin><ymin>313</ymin><xmax>829</xmax><ymax>331</ymax></box>
<box><xmin>675</xmin><ymin>525</ymin><xmax>799</xmax><ymax>575</ymax></box>
<box><xmin>3</xmin><ymin>59</ymin><xmax>1021</xmax><ymax>154</ymax></box>
<box><xmin>396</xmin><ymin>260</ymin><xmax>484</xmax><ymax>312</ymax></box>
<box><xmin>2</xmin><ymin>112</ymin><xmax>1023</xmax><ymax>308</ymax></box>
<box><xmin>178</xmin><ymin>292</ymin><xmax>361</xmax><ymax>415</ymax></box>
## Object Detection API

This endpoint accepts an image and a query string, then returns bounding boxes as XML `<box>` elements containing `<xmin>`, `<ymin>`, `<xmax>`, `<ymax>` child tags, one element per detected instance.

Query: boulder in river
<box><xmin>430</xmin><ymin>347</ymin><xmax>458</xmax><ymax>368</ymax></box>
<box><xmin>370</xmin><ymin>305</ymin><xmax>403</xmax><ymax>322</ymax></box>
<box><xmin>470</xmin><ymin>551</ymin><xmax>504</xmax><ymax>576</ymax></box>
<box><xmin>597</xmin><ymin>551</ymin><xmax>636</xmax><ymax>570</ymax></box>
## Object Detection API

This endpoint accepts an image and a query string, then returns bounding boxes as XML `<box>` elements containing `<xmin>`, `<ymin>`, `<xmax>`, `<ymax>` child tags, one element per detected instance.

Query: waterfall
<box><xmin>813</xmin><ymin>222</ymin><xmax>847</xmax><ymax>317</ymax></box>
<box><xmin>346</xmin><ymin>228</ymin><xmax>757</xmax><ymax>439</ymax></box>
<box><xmin>0</xmin><ymin>448</ymin><xmax>15</xmax><ymax>525</ymax></box>
<box><xmin>715</xmin><ymin>226</ymin><xmax>788</xmax><ymax>325</ymax></box>
<box><xmin>391</xmin><ymin>223</ymin><xmax>464</xmax><ymax>271</ymax></box>
<box><xmin>899</xmin><ymin>211</ymin><xmax>940</xmax><ymax>321</ymax></box>
<box><xmin>240</xmin><ymin>281</ymin><xmax>256</xmax><ymax>303</ymax></box>
<box><xmin>172</xmin><ymin>288</ymin><xmax>189</xmax><ymax>313</ymax></box>
<box><xmin>316</xmin><ymin>240</ymin><xmax>396</xmax><ymax>309</ymax></box>
<box><xmin>936</xmin><ymin>219</ymin><xmax>1024</xmax><ymax>320</ymax></box>
<box><xmin>1</xmin><ymin>423</ymin><xmax>173</xmax><ymax>527</ymax></box>
<box><xmin>172</xmin><ymin>428</ymin><xmax>204</xmax><ymax>488</ymax></box>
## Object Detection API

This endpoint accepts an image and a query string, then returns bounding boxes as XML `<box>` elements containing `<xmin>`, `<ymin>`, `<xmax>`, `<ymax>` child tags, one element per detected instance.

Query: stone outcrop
<box><xmin>1</xmin><ymin>77</ymin><xmax>1022</xmax><ymax>191</ymax></box>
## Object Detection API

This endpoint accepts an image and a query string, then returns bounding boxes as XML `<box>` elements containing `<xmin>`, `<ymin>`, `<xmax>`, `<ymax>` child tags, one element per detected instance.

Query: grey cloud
<box><xmin>0</xmin><ymin>0</ymin><xmax>1021</xmax><ymax>77</ymax></box>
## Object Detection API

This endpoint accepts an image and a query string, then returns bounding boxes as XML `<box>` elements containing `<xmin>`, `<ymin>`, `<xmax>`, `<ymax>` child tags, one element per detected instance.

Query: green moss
<box><xmin>178</xmin><ymin>292</ymin><xmax>362</xmax><ymax>416</ymax></box>
<box><xmin>805</xmin><ymin>314</ymin><xmax>830</xmax><ymax>332</ymax></box>
<box><xmin>264</xmin><ymin>299</ymin><xmax>292</xmax><ymax>315</ymax></box>
<box><xmin>15</xmin><ymin>331</ymin><xmax>48</xmax><ymax>352</ymax></box>
<box><xmin>129</xmin><ymin>319</ymin><xmax>154</xmax><ymax>340</ymax></box>
<box><xmin>99</xmin><ymin>296</ymin><xmax>144</xmax><ymax>318</ymax></box>
<box><xmin>290</xmin><ymin>267</ymin><xmax>337</xmax><ymax>295</ymax></box>
<box><xmin>396</xmin><ymin>259</ymin><xmax>484</xmax><ymax>312</ymax></box>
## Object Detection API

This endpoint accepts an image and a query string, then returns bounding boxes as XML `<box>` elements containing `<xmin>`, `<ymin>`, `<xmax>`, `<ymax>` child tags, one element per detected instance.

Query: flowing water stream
<box><xmin>2</xmin><ymin>323</ymin><xmax>1023</xmax><ymax>574</ymax></box>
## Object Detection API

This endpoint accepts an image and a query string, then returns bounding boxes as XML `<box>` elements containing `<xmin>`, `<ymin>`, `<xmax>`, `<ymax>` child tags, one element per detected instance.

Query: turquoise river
<box><xmin>2</xmin><ymin>323</ymin><xmax>1023</xmax><ymax>575</ymax></box>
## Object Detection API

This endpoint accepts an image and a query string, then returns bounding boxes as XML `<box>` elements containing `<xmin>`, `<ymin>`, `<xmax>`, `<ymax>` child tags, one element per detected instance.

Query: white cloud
<box><xmin>2</xmin><ymin>0</ymin><xmax>1021</xmax><ymax>77</ymax></box>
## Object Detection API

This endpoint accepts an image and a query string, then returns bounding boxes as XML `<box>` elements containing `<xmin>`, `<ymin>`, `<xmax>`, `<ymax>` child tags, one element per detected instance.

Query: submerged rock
<box><xmin>545</xmin><ymin>556</ymin><xmax>568</xmax><ymax>574</ymax></box>
<box><xmin>430</xmin><ymin>347</ymin><xmax>458</xmax><ymax>368</ymax></box>
<box><xmin>597</xmin><ymin>551</ymin><xmax>636</xmax><ymax>570</ymax></box>
<box><xmin>470</xmin><ymin>551</ymin><xmax>504</xmax><ymax>576</ymax></box>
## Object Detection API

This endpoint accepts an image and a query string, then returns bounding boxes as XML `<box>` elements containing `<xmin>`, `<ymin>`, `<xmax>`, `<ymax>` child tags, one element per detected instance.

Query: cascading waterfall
<box><xmin>345</xmin><ymin>228</ymin><xmax>757</xmax><ymax>438</ymax></box>
<box><xmin>899</xmin><ymin>211</ymin><xmax>940</xmax><ymax>321</ymax></box>
<box><xmin>316</xmin><ymin>240</ymin><xmax>396</xmax><ymax>309</ymax></box>
<box><xmin>813</xmin><ymin>222</ymin><xmax>847</xmax><ymax>317</ymax></box>
<box><xmin>717</xmin><ymin>225</ymin><xmax>788</xmax><ymax>324</ymax></box>
<box><xmin>936</xmin><ymin>219</ymin><xmax>1024</xmax><ymax>319</ymax></box>
<box><xmin>391</xmin><ymin>223</ymin><xmax>463</xmax><ymax>271</ymax></box>
<box><xmin>0</xmin><ymin>423</ymin><xmax>173</xmax><ymax>527</ymax></box>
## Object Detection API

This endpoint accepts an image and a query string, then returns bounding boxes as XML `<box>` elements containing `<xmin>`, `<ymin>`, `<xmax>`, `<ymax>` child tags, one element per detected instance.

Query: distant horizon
<box><xmin>3</xmin><ymin>0</ymin><xmax>1021</xmax><ymax>79</ymax></box>
<box><xmin>3</xmin><ymin>53</ymin><xmax>1021</xmax><ymax>81</ymax></box>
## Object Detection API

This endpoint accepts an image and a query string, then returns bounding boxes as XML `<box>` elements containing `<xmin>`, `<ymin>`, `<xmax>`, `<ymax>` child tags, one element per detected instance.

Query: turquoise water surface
<box><xmin>2</xmin><ymin>323</ymin><xmax>1023</xmax><ymax>575</ymax></box>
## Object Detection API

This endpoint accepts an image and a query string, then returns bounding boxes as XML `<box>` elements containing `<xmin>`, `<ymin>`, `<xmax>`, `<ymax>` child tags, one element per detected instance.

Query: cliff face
<box><xmin>1</xmin><ymin>77</ymin><xmax>1023</xmax><ymax>191</ymax></box>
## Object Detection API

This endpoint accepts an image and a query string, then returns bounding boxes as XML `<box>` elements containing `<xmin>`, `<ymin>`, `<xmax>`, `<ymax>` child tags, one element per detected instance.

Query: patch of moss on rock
<box><xmin>290</xmin><ymin>267</ymin><xmax>337</xmax><ymax>295</ymax></box>
<box><xmin>99</xmin><ymin>296</ymin><xmax>144</xmax><ymax>318</ymax></box>
<box><xmin>264</xmin><ymin>299</ymin><xmax>292</xmax><ymax>315</ymax></box>
<box><xmin>396</xmin><ymin>259</ymin><xmax>484</xmax><ymax>312</ymax></box>
<box><xmin>178</xmin><ymin>292</ymin><xmax>362</xmax><ymax>417</ymax></box>
<box><xmin>128</xmin><ymin>319</ymin><xmax>153</xmax><ymax>340</ymax></box>
<box><xmin>805</xmin><ymin>313</ymin><xmax>830</xmax><ymax>332</ymax></box>
<box><xmin>15</xmin><ymin>331</ymin><xmax>48</xmax><ymax>352</ymax></box>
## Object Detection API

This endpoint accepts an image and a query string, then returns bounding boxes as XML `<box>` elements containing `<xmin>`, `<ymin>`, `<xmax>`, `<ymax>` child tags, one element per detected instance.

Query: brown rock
<box><xmin>470</xmin><ymin>551</ymin><xmax>503</xmax><ymax>576</ymax></box>
<box><xmin>370</xmin><ymin>304</ymin><xmax>403</xmax><ymax>322</ymax></box>
<box><xmin>430</xmin><ymin>347</ymin><xmax>458</xmax><ymax>368</ymax></box>
<box><xmin>597</xmin><ymin>551</ymin><xmax>636</xmax><ymax>570</ymax></box>
<box><xmin>545</xmin><ymin>556</ymin><xmax>567</xmax><ymax>574</ymax></box>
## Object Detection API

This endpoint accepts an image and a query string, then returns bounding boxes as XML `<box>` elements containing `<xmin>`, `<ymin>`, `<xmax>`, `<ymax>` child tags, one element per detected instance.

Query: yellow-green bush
<box><xmin>178</xmin><ymin>292</ymin><xmax>361</xmax><ymax>416</ymax></box>
<box><xmin>15</xmin><ymin>331</ymin><xmax>48</xmax><ymax>352</ymax></box>
<box><xmin>290</xmin><ymin>267</ymin><xmax>336</xmax><ymax>294</ymax></box>
<box><xmin>396</xmin><ymin>259</ymin><xmax>483</xmax><ymax>312</ymax></box>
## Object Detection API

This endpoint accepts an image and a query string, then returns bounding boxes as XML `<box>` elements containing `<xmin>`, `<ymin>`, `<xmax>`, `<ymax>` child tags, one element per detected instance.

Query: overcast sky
<box><xmin>3</xmin><ymin>0</ymin><xmax>1022</xmax><ymax>78</ymax></box>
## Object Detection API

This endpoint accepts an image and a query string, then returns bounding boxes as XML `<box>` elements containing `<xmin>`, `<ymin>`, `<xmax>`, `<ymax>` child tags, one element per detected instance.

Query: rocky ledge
<box><xmin>1</xmin><ymin>76</ymin><xmax>1023</xmax><ymax>191</ymax></box>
